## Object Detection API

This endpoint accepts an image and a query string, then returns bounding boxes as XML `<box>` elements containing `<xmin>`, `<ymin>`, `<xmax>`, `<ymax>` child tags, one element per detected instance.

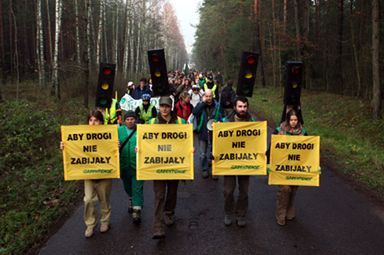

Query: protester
<box><xmin>221</xmin><ymin>96</ymin><xmax>256</xmax><ymax>227</ymax></box>
<box><xmin>126</xmin><ymin>81</ymin><xmax>135</xmax><ymax>97</ymax></box>
<box><xmin>192</xmin><ymin>89</ymin><xmax>224</xmax><ymax>179</ymax></box>
<box><xmin>135</xmin><ymin>93</ymin><xmax>157</xmax><ymax>124</ymax></box>
<box><xmin>189</xmin><ymin>84</ymin><xmax>204</xmax><ymax>108</ymax></box>
<box><xmin>132</xmin><ymin>78</ymin><xmax>151</xmax><ymax>99</ymax></box>
<box><xmin>60</xmin><ymin>110</ymin><xmax>112</xmax><ymax>238</ymax></box>
<box><xmin>118</xmin><ymin>111</ymin><xmax>143</xmax><ymax>224</ymax></box>
<box><xmin>220</xmin><ymin>80</ymin><xmax>236</xmax><ymax>116</ymax></box>
<box><xmin>203</xmin><ymin>74</ymin><xmax>219</xmax><ymax>100</ymax></box>
<box><xmin>148</xmin><ymin>96</ymin><xmax>186</xmax><ymax>239</ymax></box>
<box><xmin>175</xmin><ymin>91</ymin><xmax>194</xmax><ymax>121</ymax></box>
<box><xmin>272</xmin><ymin>109</ymin><xmax>308</xmax><ymax>226</ymax></box>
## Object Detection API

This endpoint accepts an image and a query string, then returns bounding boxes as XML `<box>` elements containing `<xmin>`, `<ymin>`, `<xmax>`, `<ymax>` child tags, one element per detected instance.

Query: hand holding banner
<box><xmin>212</xmin><ymin>121</ymin><xmax>267</xmax><ymax>175</ymax></box>
<box><xmin>61</xmin><ymin>125</ymin><xmax>120</xmax><ymax>180</ymax></box>
<box><xmin>268</xmin><ymin>135</ymin><xmax>320</xmax><ymax>186</ymax></box>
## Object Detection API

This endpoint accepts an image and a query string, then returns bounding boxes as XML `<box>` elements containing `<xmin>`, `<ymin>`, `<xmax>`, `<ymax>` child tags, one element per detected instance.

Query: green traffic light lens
<box><xmin>99</xmin><ymin>99</ymin><xmax>108</xmax><ymax>107</ymax></box>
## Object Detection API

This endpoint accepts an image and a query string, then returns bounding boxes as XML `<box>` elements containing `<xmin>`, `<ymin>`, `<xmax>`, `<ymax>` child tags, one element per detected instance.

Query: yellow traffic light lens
<box><xmin>292</xmin><ymin>82</ymin><xmax>298</xmax><ymax>88</ymax></box>
<box><xmin>101</xmin><ymin>83</ymin><xmax>110</xmax><ymax>90</ymax></box>
<box><xmin>245</xmin><ymin>72</ymin><xmax>253</xmax><ymax>79</ymax></box>
<box><xmin>155</xmin><ymin>71</ymin><xmax>161</xmax><ymax>77</ymax></box>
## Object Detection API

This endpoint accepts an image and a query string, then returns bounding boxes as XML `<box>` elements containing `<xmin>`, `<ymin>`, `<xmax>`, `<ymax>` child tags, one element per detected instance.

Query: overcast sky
<box><xmin>168</xmin><ymin>0</ymin><xmax>201</xmax><ymax>55</ymax></box>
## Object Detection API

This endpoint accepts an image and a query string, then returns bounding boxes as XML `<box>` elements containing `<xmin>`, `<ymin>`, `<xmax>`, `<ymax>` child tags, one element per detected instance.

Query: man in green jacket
<box><xmin>118</xmin><ymin>110</ymin><xmax>143</xmax><ymax>224</ymax></box>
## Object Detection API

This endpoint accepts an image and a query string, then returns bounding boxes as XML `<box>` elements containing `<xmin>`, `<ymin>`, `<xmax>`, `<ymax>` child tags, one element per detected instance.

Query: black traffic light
<box><xmin>284</xmin><ymin>61</ymin><xmax>303</xmax><ymax>106</ymax></box>
<box><xmin>95</xmin><ymin>63</ymin><xmax>116</xmax><ymax>108</ymax></box>
<box><xmin>148</xmin><ymin>49</ymin><xmax>169</xmax><ymax>96</ymax></box>
<box><xmin>237</xmin><ymin>51</ymin><xmax>259</xmax><ymax>97</ymax></box>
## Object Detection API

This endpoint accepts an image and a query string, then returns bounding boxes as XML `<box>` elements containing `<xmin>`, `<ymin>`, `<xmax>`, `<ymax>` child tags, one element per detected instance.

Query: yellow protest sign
<box><xmin>61</xmin><ymin>125</ymin><xmax>120</xmax><ymax>180</ymax></box>
<box><xmin>137</xmin><ymin>124</ymin><xmax>194</xmax><ymax>180</ymax></box>
<box><xmin>269</xmin><ymin>135</ymin><xmax>320</xmax><ymax>186</ymax></box>
<box><xmin>212</xmin><ymin>121</ymin><xmax>267</xmax><ymax>175</ymax></box>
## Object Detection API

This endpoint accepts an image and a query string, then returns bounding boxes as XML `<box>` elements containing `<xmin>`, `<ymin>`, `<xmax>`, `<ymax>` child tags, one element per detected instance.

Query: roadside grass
<box><xmin>0</xmin><ymin>88</ymin><xmax>87</xmax><ymax>255</ymax></box>
<box><xmin>249</xmin><ymin>87</ymin><xmax>384</xmax><ymax>198</ymax></box>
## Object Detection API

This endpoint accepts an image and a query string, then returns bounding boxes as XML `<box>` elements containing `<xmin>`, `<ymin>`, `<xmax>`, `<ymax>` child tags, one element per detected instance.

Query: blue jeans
<box><xmin>199</xmin><ymin>139</ymin><xmax>212</xmax><ymax>173</ymax></box>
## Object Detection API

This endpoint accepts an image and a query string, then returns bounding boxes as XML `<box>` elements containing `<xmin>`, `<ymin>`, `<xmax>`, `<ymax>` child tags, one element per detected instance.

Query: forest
<box><xmin>193</xmin><ymin>0</ymin><xmax>383</xmax><ymax>118</ymax></box>
<box><xmin>0</xmin><ymin>0</ymin><xmax>187</xmax><ymax>105</ymax></box>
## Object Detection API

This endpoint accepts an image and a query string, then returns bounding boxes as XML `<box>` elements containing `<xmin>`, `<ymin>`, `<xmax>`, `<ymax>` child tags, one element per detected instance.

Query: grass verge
<box><xmin>249</xmin><ymin>87</ymin><xmax>384</xmax><ymax>199</ymax></box>
<box><xmin>0</xmin><ymin>90</ymin><xmax>88</xmax><ymax>255</ymax></box>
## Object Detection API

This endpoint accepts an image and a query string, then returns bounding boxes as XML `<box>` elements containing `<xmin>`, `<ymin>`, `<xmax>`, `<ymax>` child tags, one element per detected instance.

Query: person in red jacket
<box><xmin>175</xmin><ymin>91</ymin><xmax>193</xmax><ymax>121</ymax></box>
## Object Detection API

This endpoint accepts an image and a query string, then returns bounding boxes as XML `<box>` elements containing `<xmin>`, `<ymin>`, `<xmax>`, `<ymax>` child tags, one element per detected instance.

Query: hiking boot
<box><xmin>212</xmin><ymin>175</ymin><xmax>218</xmax><ymax>181</ymax></box>
<box><xmin>236</xmin><ymin>217</ymin><xmax>246</xmax><ymax>227</ymax></box>
<box><xmin>276</xmin><ymin>215</ymin><xmax>286</xmax><ymax>226</ymax></box>
<box><xmin>100</xmin><ymin>223</ymin><xmax>109</xmax><ymax>233</ymax></box>
<box><xmin>152</xmin><ymin>230</ymin><xmax>165</xmax><ymax>239</ymax></box>
<box><xmin>132</xmin><ymin>209</ymin><xmax>142</xmax><ymax>224</ymax></box>
<box><xmin>84</xmin><ymin>226</ymin><xmax>94</xmax><ymax>238</ymax></box>
<box><xmin>224</xmin><ymin>215</ymin><xmax>232</xmax><ymax>226</ymax></box>
<box><xmin>164</xmin><ymin>214</ymin><xmax>174</xmax><ymax>226</ymax></box>
<box><xmin>202</xmin><ymin>170</ymin><xmax>209</xmax><ymax>179</ymax></box>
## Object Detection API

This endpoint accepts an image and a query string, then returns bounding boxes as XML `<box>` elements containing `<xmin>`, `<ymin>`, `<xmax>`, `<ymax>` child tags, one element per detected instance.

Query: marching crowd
<box><xmin>61</xmin><ymin>70</ymin><xmax>308</xmax><ymax>239</ymax></box>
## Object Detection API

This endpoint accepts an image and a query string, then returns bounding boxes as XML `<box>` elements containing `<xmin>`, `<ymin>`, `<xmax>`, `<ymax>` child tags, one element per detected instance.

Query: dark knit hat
<box><xmin>124</xmin><ymin>110</ymin><xmax>136</xmax><ymax>120</ymax></box>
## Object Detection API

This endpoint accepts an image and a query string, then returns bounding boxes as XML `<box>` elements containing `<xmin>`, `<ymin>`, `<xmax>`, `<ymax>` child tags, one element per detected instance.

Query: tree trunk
<box><xmin>10</xmin><ymin>0</ymin><xmax>19</xmax><ymax>99</ymax></box>
<box><xmin>338</xmin><ymin>0</ymin><xmax>344</xmax><ymax>94</ymax></box>
<box><xmin>271</xmin><ymin>0</ymin><xmax>277</xmax><ymax>87</ymax></box>
<box><xmin>371</xmin><ymin>0</ymin><xmax>381</xmax><ymax>118</ymax></box>
<box><xmin>254</xmin><ymin>0</ymin><xmax>266</xmax><ymax>87</ymax></box>
<box><xmin>75</xmin><ymin>0</ymin><xmax>81</xmax><ymax>66</ymax></box>
<box><xmin>293</xmin><ymin>0</ymin><xmax>301</xmax><ymax>60</ymax></box>
<box><xmin>96</xmin><ymin>0</ymin><xmax>104</xmax><ymax>66</ymax></box>
<box><xmin>122</xmin><ymin>0</ymin><xmax>130</xmax><ymax>80</ymax></box>
<box><xmin>103</xmin><ymin>2</ymin><xmax>108</xmax><ymax>62</ymax></box>
<box><xmin>0</xmin><ymin>1</ymin><xmax>4</xmax><ymax>83</ymax></box>
<box><xmin>114</xmin><ymin>0</ymin><xmax>119</xmax><ymax>72</ymax></box>
<box><xmin>349</xmin><ymin>0</ymin><xmax>361</xmax><ymax>97</ymax></box>
<box><xmin>36</xmin><ymin>0</ymin><xmax>45</xmax><ymax>87</ymax></box>
<box><xmin>84</xmin><ymin>0</ymin><xmax>91</xmax><ymax>108</ymax></box>
<box><xmin>46</xmin><ymin>0</ymin><xmax>53</xmax><ymax>66</ymax></box>
<box><xmin>52</xmin><ymin>0</ymin><xmax>63</xmax><ymax>99</ymax></box>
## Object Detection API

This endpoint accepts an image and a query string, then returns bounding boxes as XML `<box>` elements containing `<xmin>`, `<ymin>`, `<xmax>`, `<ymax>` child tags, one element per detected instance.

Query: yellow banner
<box><xmin>137</xmin><ymin>124</ymin><xmax>194</xmax><ymax>180</ymax></box>
<box><xmin>212</xmin><ymin>121</ymin><xmax>267</xmax><ymax>175</ymax></box>
<box><xmin>61</xmin><ymin>125</ymin><xmax>120</xmax><ymax>180</ymax></box>
<box><xmin>269</xmin><ymin>135</ymin><xmax>320</xmax><ymax>186</ymax></box>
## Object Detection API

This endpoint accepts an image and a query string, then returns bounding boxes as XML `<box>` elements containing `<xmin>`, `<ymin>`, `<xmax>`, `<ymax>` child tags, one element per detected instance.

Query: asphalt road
<box><xmin>39</xmin><ymin>130</ymin><xmax>384</xmax><ymax>255</ymax></box>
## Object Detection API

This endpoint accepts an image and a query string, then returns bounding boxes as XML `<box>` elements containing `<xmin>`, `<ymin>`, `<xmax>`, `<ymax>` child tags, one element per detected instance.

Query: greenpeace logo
<box><xmin>156</xmin><ymin>169</ymin><xmax>187</xmax><ymax>174</ymax></box>
<box><xmin>83</xmin><ymin>169</ymin><xmax>112</xmax><ymax>174</ymax></box>
<box><xmin>231</xmin><ymin>165</ymin><xmax>261</xmax><ymax>170</ymax></box>
<box><xmin>286</xmin><ymin>176</ymin><xmax>312</xmax><ymax>181</ymax></box>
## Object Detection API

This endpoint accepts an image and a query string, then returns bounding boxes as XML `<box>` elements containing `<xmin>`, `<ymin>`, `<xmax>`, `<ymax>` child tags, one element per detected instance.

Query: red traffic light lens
<box><xmin>103</xmin><ymin>68</ymin><xmax>112</xmax><ymax>76</ymax></box>
<box><xmin>291</xmin><ymin>66</ymin><xmax>301</xmax><ymax>75</ymax></box>
<box><xmin>150</xmin><ymin>54</ymin><xmax>160</xmax><ymax>63</ymax></box>
<box><xmin>246</xmin><ymin>56</ymin><xmax>256</xmax><ymax>65</ymax></box>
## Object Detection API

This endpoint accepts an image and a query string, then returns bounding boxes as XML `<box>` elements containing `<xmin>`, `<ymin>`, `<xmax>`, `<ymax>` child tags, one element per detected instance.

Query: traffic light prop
<box><xmin>148</xmin><ymin>49</ymin><xmax>169</xmax><ymax>96</ymax></box>
<box><xmin>95</xmin><ymin>63</ymin><xmax>116</xmax><ymax>108</ymax></box>
<box><xmin>281</xmin><ymin>61</ymin><xmax>304</xmax><ymax>124</ymax></box>
<box><xmin>237</xmin><ymin>51</ymin><xmax>259</xmax><ymax>97</ymax></box>
<box><xmin>284</xmin><ymin>61</ymin><xmax>303</xmax><ymax>106</ymax></box>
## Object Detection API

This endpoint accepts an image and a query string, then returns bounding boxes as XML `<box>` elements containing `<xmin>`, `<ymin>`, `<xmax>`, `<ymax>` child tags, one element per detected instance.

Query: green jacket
<box><xmin>118</xmin><ymin>125</ymin><xmax>137</xmax><ymax>171</ymax></box>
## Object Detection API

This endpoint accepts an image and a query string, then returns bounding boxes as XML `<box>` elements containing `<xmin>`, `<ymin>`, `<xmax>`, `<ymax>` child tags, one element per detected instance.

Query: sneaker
<box><xmin>132</xmin><ymin>209</ymin><xmax>141</xmax><ymax>224</ymax></box>
<box><xmin>202</xmin><ymin>170</ymin><xmax>209</xmax><ymax>179</ymax></box>
<box><xmin>224</xmin><ymin>215</ymin><xmax>232</xmax><ymax>226</ymax></box>
<box><xmin>100</xmin><ymin>223</ymin><xmax>109</xmax><ymax>233</ymax></box>
<box><xmin>84</xmin><ymin>226</ymin><xmax>94</xmax><ymax>238</ymax></box>
<box><xmin>236</xmin><ymin>217</ymin><xmax>246</xmax><ymax>227</ymax></box>
<box><xmin>152</xmin><ymin>230</ymin><xmax>165</xmax><ymax>239</ymax></box>
<box><xmin>212</xmin><ymin>175</ymin><xmax>218</xmax><ymax>180</ymax></box>
<box><xmin>164</xmin><ymin>214</ymin><xmax>174</xmax><ymax>226</ymax></box>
